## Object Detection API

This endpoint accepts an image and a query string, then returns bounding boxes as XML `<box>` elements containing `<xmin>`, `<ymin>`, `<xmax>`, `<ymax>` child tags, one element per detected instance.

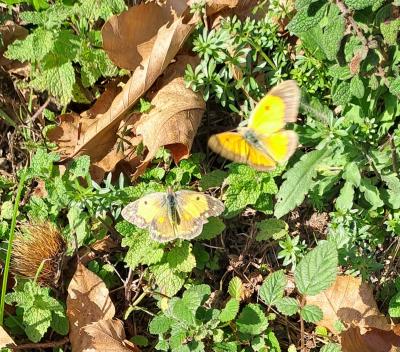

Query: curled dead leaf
<box><xmin>306</xmin><ymin>275</ymin><xmax>391</xmax><ymax>334</ymax></box>
<box><xmin>67</xmin><ymin>263</ymin><xmax>115</xmax><ymax>351</ymax></box>
<box><xmin>133</xmin><ymin>55</ymin><xmax>205</xmax><ymax>176</ymax></box>
<box><xmin>83</xmin><ymin>320</ymin><xmax>140</xmax><ymax>352</ymax></box>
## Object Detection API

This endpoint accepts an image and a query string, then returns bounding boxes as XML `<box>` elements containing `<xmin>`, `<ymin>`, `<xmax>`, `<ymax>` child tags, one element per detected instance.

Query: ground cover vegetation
<box><xmin>0</xmin><ymin>0</ymin><xmax>399</xmax><ymax>351</ymax></box>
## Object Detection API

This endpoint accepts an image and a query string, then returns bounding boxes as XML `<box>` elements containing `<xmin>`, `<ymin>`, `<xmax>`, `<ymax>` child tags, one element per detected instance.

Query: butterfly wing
<box><xmin>249</xmin><ymin>80</ymin><xmax>300</xmax><ymax>135</ymax></box>
<box><xmin>208</xmin><ymin>132</ymin><xmax>251</xmax><ymax>165</ymax></box>
<box><xmin>121</xmin><ymin>192</ymin><xmax>166</xmax><ymax>228</ymax></box>
<box><xmin>260</xmin><ymin>130</ymin><xmax>298</xmax><ymax>164</ymax></box>
<box><xmin>173</xmin><ymin>190</ymin><xmax>225</xmax><ymax>240</ymax></box>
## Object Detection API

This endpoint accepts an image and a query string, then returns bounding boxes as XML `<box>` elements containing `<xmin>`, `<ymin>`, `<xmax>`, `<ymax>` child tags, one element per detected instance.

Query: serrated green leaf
<box><xmin>20</xmin><ymin>4</ymin><xmax>72</xmax><ymax>28</ymax></box>
<box><xmin>343</xmin><ymin>162</ymin><xmax>361</xmax><ymax>186</ymax></box>
<box><xmin>228</xmin><ymin>277</ymin><xmax>242</xmax><ymax>300</ymax></box>
<box><xmin>151</xmin><ymin>263</ymin><xmax>185</xmax><ymax>297</ymax></box>
<box><xmin>30</xmin><ymin>61</ymin><xmax>75</xmax><ymax>105</ymax></box>
<box><xmin>350</xmin><ymin>76</ymin><xmax>365</xmax><ymax>99</ymax></box>
<box><xmin>383</xmin><ymin>175</ymin><xmax>400</xmax><ymax>209</ymax></box>
<box><xmin>320</xmin><ymin>343</ymin><xmax>342</xmax><ymax>352</ymax></box>
<box><xmin>69</xmin><ymin>155</ymin><xmax>90</xmax><ymax>178</ymax></box>
<box><xmin>199</xmin><ymin>170</ymin><xmax>227</xmax><ymax>190</ymax></box>
<box><xmin>344</xmin><ymin>0</ymin><xmax>376</xmax><ymax>10</ymax></box>
<box><xmin>321</xmin><ymin>4</ymin><xmax>345</xmax><ymax>61</ymax></box>
<box><xmin>51</xmin><ymin>309</ymin><xmax>69</xmax><ymax>335</ymax></box>
<box><xmin>275</xmin><ymin>297</ymin><xmax>299</xmax><ymax>316</ymax></box>
<box><xmin>167</xmin><ymin>242</ymin><xmax>196</xmax><ymax>273</ymax></box>
<box><xmin>118</xmin><ymin>222</ymin><xmax>164</xmax><ymax>269</ymax></box>
<box><xmin>259</xmin><ymin>270</ymin><xmax>286</xmax><ymax>306</ymax></box>
<box><xmin>223</xmin><ymin>164</ymin><xmax>277</xmax><ymax>218</ymax></box>
<box><xmin>388</xmin><ymin>76</ymin><xmax>400</xmax><ymax>96</ymax></box>
<box><xmin>360</xmin><ymin>178</ymin><xmax>384</xmax><ymax>209</ymax></box>
<box><xmin>172</xmin><ymin>299</ymin><xmax>196</xmax><ymax>325</ymax></box>
<box><xmin>295</xmin><ymin>242</ymin><xmax>338</xmax><ymax>295</ymax></box>
<box><xmin>335</xmin><ymin>181</ymin><xmax>354</xmax><ymax>211</ymax></box>
<box><xmin>197</xmin><ymin>217</ymin><xmax>225</xmax><ymax>240</ymax></box>
<box><xmin>327</xmin><ymin>64</ymin><xmax>352</xmax><ymax>80</ymax></box>
<box><xmin>332</xmin><ymin>81</ymin><xmax>351</xmax><ymax>107</ymax></box>
<box><xmin>287</xmin><ymin>1</ymin><xmax>328</xmax><ymax>35</ymax></box>
<box><xmin>24</xmin><ymin>307</ymin><xmax>52</xmax><ymax>342</ymax></box>
<box><xmin>380</xmin><ymin>20</ymin><xmax>400</xmax><ymax>46</ymax></box>
<box><xmin>256</xmin><ymin>219</ymin><xmax>288</xmax><ymax>241</ymax></box>
<box><xmin>275</xmin><ymin>148</ymin><xmax>331</xmax><ymax>218</ymax></box>
<box><xmin>219</xmin><ymin>298</ymin><xmax>240</xmax><ymax>322</ymax></box>
<box><xmin>5</xmin><ymin>28</ymin><xmax>53</xmax><ymax>63</ymax></box>
<box><xmin>236</xmin><ymin>304</ymin><xmax>268</xmax><ymax>335</ymax></box>
<box><xmin>300</xmin><ymin>304</ymin><xmax>323</xmax><ymax>323</ymax></box>
<box><xmin>214</xmin><ymin>341</ymin><xmax>238</xmax><ymax>352</ymax></box>
<box><xmin>26</xmin><ymin>148</ymin><xmax>59</xmax><ymax>179</ymax></box>
<box><xmin>182</xmin><ymin>284</ymin><xmax>211</xmax><ymax>312</ymax></box>
<box><xmin>169</xmin><ymin>328</ymin><xmax>186</xmax><ymax>349</ymax></box>
<box><xmin>149</xmin><ymin>315</ymin><xmax>173</xmax><ymax>334</ymax></box>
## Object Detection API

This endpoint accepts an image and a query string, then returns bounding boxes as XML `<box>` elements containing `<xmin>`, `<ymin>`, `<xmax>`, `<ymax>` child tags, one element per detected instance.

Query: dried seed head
<box><xmin>11</xmin><ymin>221</ymin><xmax>66</xmax><ymax>286</ymax></box>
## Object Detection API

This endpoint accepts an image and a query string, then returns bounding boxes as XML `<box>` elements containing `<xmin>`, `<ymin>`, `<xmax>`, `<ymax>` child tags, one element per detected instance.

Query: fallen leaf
<box><xmin>133</xmin><ymin>55</ymin><xmax>205</xmax><ymax>176</ymax></box>
<box><xmin>0</xmin><ymin>326</ymin><xmax>16</xmax><ymax>349</ymax></box>
<box><xmin>306</xmin><ymin>275</ymin><xmax>391</xmax><ymax>334</ymax></box>
<box><xmin>67</xmin><ymin>263</ymin><xmax>115</xmax><ymax>351</ymax></box>
<box><xmin>83</xmin><ymin>319</ymin><xmax>140</xmax><ymax>352</ymax></box>
<box><xmin>341</xmin><ymin>326</ymin><xmax>400</xmax><ymax>352</ymax></box>
<box><xmin>0</xmin><ymin>20</ymin><xmax>28</xmax><ymax>62</ymax></box>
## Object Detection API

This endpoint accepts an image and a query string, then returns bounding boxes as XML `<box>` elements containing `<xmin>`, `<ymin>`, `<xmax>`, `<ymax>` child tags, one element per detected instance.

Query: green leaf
<box><xmin>360</xmin><ymin>178</ymin><xmax>384</xmax><ymax>209</ymax></box>
<box><xmin>197</xmin><ymin>217</ymin><xmax>225</xmax><ymax>240</ymax></box>
<box><xmin>5</xmin><ymin>28</ymin><xmax>53</xmax><ymax>63</ymax></box>
<box><xmin>172</xmin><ymin>299</ymin><xmax>196</xmax><ymax>325</ymax></box>
<box><xmin>294</xmin><ymin>242</ymin><xmax>338</xmax><ymax>296</ymax></box>
<box><xmin>223</xmin><ymin>164</ymin><xmax>277</xmax><ymax>218</ymax></box>
<box><xmin>149</xmin><ymin>315</ymin><xmax>173</xmax><ymax>335</ymax></box>
<box><xmin>169</xmin><ymin>328</ymin><xmax>186</xmax><ymax>350</ymax></box>
<box><xmin>275</xmin><ymin>148</ymin><xmax>330</xmax><ymax>218</ymax></box>
<box><xmin>24</xmin><ymin>307</ymin><xmax>52</xmax><ymax>342</ymax></box>
<box><xmin>320</xmin><ymin>343</ymin><xmax>342</xmax><ymax>352</ymax></box>
<box><xmin>20</xmin><ymin>4</ymin><xmax>72</xmax><ymax>28</ymax></box>
<box><xmin>388</xmin><ymin>76</ymin><xmax>400</xmax><ymax>96</ymax></box>
<box><xmin>219</xmin><ymin>298</ymin><xmax>240</xmax><ymax>322</ymax></box>
<box><xmin>182</xmin><ymin>284</ymin><xmax>211</xmax><ymax>312</ymax></box>
<box><xmin>381</xmin><ymin>20</ymin><xmax>400</xmax><ymax>46</ymax></box>
<box><xmin>1</xmin><ymin>201</ymin><xmax>14</xmax><ymax>220</ymax></box>
<box><xmin>344</xmin><ymin>0</ymin><xmax>376</xmax><ymax>10</ymax></box>
<box><xmin>383</xmin><ymin>175</ymin><xmax>400</xmax><ymax>209</ymax></box>
<box><xmin>26</xmin><ymin>148</ymin><xmax>59</xmax><ymax>179</ymax></box>
<box><xmin>389</xmin><ymin>292</ymin><xmax>400</xmax><ymax>317</ymax></box>
<box><xmin>167</xmin><ymin>242</ymin><xmax>196</xmax><ymax>273</ymax></box>
<box><xmin>214</xmin><ymin>342</ymin><xmax>238</xmax><ymax>352</ymax></box>
<box><xmin>30</xmin><ymin>61</ymin><xmax>75</xmax><ymax>105</ymax></box>
<box><xmin>265</xmin><ymin>329</ymin><xmax>281</xmax><ymax>352</ymax></box>
<box><xmin>300</xmin><ymin>304</ymin><xmax>323</xmax><ymax>323</ymax></box>
<box><xmin>327</xmin><ymin>64</ymin><xmax>352</xmax><ymax>80</ymax></box>
<box><xmin>320</xmin><ymin>4</ymin><xmax>345</xmax><ymax>61</ymax></box>
<box><xmin>256</xmin><ymin>219</ymin><xmax>288</xmax><ymax>241</ymax></box>
<box><xmin>236</xmin><ymin>304</ymin><xmax>268</xmax><ymax>335</ymax></box>
<box><xmin>228</xmin><ymin>277</ymin><xmax>243</xmax><ymax>300</ymax></box>
<box><xmin>259</xmin><ymin>270</ymin><xmax>286</xmax><ymax>306</ymax></box>
<box><xmin>151</xmin><ymin>263</ymin><xmax>185</xmax><ymax>297</ymax></box>
<box><xmin>199</xmin><ymin>170</ymin><xmax>227</xmax><ymax>190</ymax></box>
<box><xmin>275</xmin><ymin>297</ymin><xmax>299</xmax><ymax>316</ymax></box>
<box><xmin>350</xmin><ymin>76</ymin><xmax>365</xmax><ymax>99</ymax></box>
<box><xmin>343</xmin><ymin>162</ymin><xmax>361</xmax><ymax>187</ymax></box>
<box><xmin>332</xmin><ymin>81</ymin><xmax>351</xmax><ymax>107</ymax></box>
<box><xmin>335</xmin><ymin>181</ymin><xmax>354</xmax><ymax>211</ymax></box>
<box><xmin>118</xmin><ymin>222</ymin><xmax>164</xmax><ymax>270</ymax></box>
<box><xmin>69</xmin><ymin>155</ymin><xmax>90</xmax><ymax>178</ymax></box>
<box><xmin>51</xmin><ymin>309</ymin><xmax>69</xmax><ymax>335</ymax></box>
<box><xmin>287</xmin><ymin>1</ymin><xmax>328</xmax><ymax>35</ymax></box>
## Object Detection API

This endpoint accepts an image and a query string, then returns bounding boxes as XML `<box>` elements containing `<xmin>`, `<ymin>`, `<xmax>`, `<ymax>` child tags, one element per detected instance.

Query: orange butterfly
<box><xmin>208</xmin><ymin>80</ymin><xmax>300</xmax><ymax>171</ymax></box>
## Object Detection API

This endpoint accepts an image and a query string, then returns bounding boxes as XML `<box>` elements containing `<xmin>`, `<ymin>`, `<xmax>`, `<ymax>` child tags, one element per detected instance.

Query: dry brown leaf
<box><xmin>341</xmin><ymin>326</ymin><xmax>400</xmax><ymax>352</ymax></box>
<box><xmin>0</xmin><ymin>21</ymin><xmax>28</xmax><ymax>62</ymax></box>
<box><xmin>83</xmin><ymin>320</ymin><xmax>140</xmax><ymax>352</ymax></box>
<box><xmin>132</xmin><ymin>55</ymin><xmax>205</xmax><ymax>176</ymax></box>
<box><xmin>306</xmin><ymin>276</ymin><xmax>391</xmax><ymax>334</ymax></box>
<box><xmin>0</xmin><ymin>326</ymin><xmax>16</xmax><ymax>349</ymax></box>
<box><xmin>102</xmin><ymin>0</ymin><xmax>189</xmax><ymax>70</ymax></box>
<box><xmin>67</xmin><ymin>263</ymin><xmax>115</xmax><ymax>351</ymax></box>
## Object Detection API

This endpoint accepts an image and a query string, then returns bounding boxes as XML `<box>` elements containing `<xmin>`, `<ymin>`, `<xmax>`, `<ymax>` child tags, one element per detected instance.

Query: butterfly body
<box><xmin>208</xmin><ymin>80</ymin><xmax>300</xmax><ymax>171</ymax></box>
<box><xmin>122</xmin><ymin>188</ymin><xmax>224</xmax><ymax>242</ymax></box>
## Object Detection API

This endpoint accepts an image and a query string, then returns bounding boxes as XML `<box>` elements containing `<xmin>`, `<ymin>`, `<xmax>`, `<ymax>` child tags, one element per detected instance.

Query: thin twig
<box><xmin>11</xmin><ymin>336</ymin><xmax>69</xmax><ymax>350</ymax></box>
<box><xmin>30</xmin><ymin>97</ymin><xmax>51</xmax><ymax>123</ymax></box>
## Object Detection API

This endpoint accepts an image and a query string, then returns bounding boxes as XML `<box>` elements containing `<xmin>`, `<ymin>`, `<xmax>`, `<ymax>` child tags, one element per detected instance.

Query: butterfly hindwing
<box><xmin>249</xmin><ymin>80</ymin><xmax>300</xmax><ymax>136</ymax></box>
<box><xmin>261</xmin><ymin>130</ymin><xmax>298</xmax><ymax>164</ymax></box>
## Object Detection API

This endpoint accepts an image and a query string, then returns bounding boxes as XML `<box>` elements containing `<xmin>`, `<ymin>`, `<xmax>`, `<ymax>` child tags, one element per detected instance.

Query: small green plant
<box><xmin>5</xmin><ymin>280</ymin><xmax>68</xmax><ymax>342</ymax></box>
<box><xmin>5</xmin><ymin>1</ymin><xmax>126</xmax><ymax>105</ymax></box>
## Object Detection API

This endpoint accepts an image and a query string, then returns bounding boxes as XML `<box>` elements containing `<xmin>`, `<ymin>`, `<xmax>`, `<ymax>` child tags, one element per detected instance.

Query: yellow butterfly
<box><xmin>208</xmin><ymin>80</ymin><xmax>300</xmax><ymax>171</ymax></box>
<box><xmin>121</xmin><ymin>188</ymin><xmax>225</xmax><ymax>242</ymax></box>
